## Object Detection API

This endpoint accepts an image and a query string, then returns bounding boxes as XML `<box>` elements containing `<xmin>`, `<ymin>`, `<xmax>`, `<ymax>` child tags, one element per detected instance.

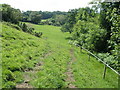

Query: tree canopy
<box><xmin>1</xmin><ymin>4</ymin><xmax>22</xmax><ymax>24</ymax></box>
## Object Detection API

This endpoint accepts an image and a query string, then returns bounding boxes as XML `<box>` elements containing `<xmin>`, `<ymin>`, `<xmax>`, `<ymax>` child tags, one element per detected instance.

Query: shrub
<box><xmin>34</xmin><ymin>32</ymin><xmax>43</xmax><ymax>38</ymax></box>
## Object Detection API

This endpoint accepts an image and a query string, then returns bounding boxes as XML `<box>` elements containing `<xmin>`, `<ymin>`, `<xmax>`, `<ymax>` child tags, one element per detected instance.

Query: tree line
<box><xmin>22</xmin><ymin>11</ymin><xmax>67</xmax><ymax>26</ymax></box>
<box><xmin>22</xmin><ymin>11</ymin><xmax>67</xmax><ymax>25</ymax></box>
<box><xmin>1</xmin><ymin>4</ymin><xmax>67</xmax><ymax>26</ymax></box>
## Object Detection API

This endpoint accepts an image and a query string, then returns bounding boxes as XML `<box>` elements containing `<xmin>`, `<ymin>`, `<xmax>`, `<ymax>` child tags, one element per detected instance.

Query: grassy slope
<box><xmin>2</xmin><ymin>22</ymin><xmax>47</xmax><ymax>88</ymax></box>
<box><xmin>2</xmin><ymin>22</ymin><xmax>118</xmax><ymax>88</ymax></box>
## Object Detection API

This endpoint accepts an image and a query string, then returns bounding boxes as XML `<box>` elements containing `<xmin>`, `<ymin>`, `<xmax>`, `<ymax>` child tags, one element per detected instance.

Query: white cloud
<box><xmin>0</xmin><ymin>0</ymin><xmax>93</xmax><ymax>11</ymax></box>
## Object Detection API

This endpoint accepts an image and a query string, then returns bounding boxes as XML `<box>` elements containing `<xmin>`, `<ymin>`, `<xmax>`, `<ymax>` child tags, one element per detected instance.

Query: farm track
<box><xmin>16</xmin><ymin>51</ymin><xmax>52</xmax><ymax>88</ymax></box>
<box><xmin>65</xmin><ymin>48</ymin><xmax>77</xmax><ymax>88</ymax></box>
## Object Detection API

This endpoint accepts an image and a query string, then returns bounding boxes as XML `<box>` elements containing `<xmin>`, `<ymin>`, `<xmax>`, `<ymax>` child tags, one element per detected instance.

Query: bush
<box><xmin>34</xmin><ymin>32</ymin><xmax>43</xmax><ymax>38</ymax></box>
<box><xmin>18</xmin><ymin>23</ymin><xmax>43</xmax><ymax>38</ymax></box>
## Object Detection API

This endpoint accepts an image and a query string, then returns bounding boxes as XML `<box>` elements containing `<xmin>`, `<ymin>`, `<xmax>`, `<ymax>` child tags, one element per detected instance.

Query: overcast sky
<box><xmin>0</xmin><ymin>0</ymin><xmax>93</xmax><ymax>12</ymax></box>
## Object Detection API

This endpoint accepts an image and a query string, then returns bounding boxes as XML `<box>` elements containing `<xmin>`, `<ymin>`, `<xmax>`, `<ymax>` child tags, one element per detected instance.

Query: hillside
<box><xmin>1</xmin><ymin>22</ymin><xmax>118</xmax><ymax>88</ymax></box>
<box><xmin>1</xmin><ymin>22</ymin><xmax>47</xmax><ymax>88</ymax></box>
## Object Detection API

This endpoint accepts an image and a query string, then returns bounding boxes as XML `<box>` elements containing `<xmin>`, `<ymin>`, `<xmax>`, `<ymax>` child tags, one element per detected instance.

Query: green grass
<box><xmin>25</xmin><ymin>23</ymin><xmax>71</xmax><ymax>88</ymax></box>
<box><xmin>1</xmin><ymin>22</ymin><xmax>118</xmax><ymax>88</ymax></box>
<box><xmin>1</xmin><ymin>22</ymin><xmax>47</xmax><ymax>88</ymax></box>
<box><xmin>72</xmin><ymin>47</ymin><xmax>118</xmax><ymax>88</ymax></box>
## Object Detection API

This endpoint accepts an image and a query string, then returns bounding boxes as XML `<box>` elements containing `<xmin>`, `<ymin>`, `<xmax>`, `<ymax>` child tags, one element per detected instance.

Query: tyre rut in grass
<box><xmin>65</xmin><ymin>48</ymin><xmax>77</xmax><ymax>88</ymax></box>
<box><xmin>16</xmin><ymin>51</ymin><xmax>52</xmax><ymax>88</ymax></box>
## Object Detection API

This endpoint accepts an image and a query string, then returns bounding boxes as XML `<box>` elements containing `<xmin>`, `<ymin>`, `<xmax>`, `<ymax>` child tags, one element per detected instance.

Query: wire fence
<box><xmin>70</xmin><ymin>41</ymin><xmax>120</xmax><ymax>77</ymax></box>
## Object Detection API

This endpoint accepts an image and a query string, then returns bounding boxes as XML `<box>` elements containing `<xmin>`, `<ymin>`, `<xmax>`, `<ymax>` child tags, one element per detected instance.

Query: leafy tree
<box><xmin>2</xmin><ymin>4</ymin><xmax>22</xmax><ymax>24</ymax></box>
<box><xmin>61</xmin><ymin>9</ymin><xmax>77</xmax><ymax>33</ymax></box>
<box><xmin>100</xmin><ymin>2</ymin><xmax>120</xmax><ymax>50</ymax></box>
<box><xmin>52</xmin><ymin>14</ymin><xmax>66</xmax><ymax>26</ymax></box>
<box><xmin>103</xmin><ymin>2</ymin><xmax>120</xmax><ymax>70</ymax></box>
<box><xmin>31</xmin><ymin>14</ymin><xmax>41</xmax><ymax>24</ymax></box>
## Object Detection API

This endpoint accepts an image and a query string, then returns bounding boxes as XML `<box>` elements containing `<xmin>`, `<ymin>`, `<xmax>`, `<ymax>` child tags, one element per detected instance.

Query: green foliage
<box><xmin>34</xmin><ymin>32</ymin><xmax>43</xmax><ymax>38</ymax></box>
<box><xmin>18</xmin><ymin>22</ymin><xmax>43</xmax><ymax>38</ymax></box>
<box><xmin>1</xmin><ymin>4</ymin><xmax>22</xmax><ymax>24</ymax></box>
<box><xmin>72</xmin><ymin>20</ymin><xmax>107</xmax><ymax>52</ymax></box>
<box><xmin>30</xmin><ymin>12</ymin><xmax>41</xmax><ymax>24</ymax></box>
<box><xmin>52</xmin><ymin>14</ymin><xmax>66</xmax><ymax>26</ymax></box>
<box><xmin>39</xmin><ymin>14</ymin><xmax>66</xmax><ymax>26</ymax></box>
<box><xmin>61</xmin><ymin>7</ymin><xmax>98</xmax><ymax>33</ymax></box>
<box><xmin>22</xmin><ymin>11</ymin><xmax>67</xmax><ymax>25</ymax></box>
<box><xmin>61</xmin><ymin>9</ymin><xmax>77</xmax><ymax>33</ymax></box>
<box><xmin>21</xmin><ymin>23</ymin><xmax>28</xmax><ymax>32</ymax></box>
<box><xmin>97</xmin><ymin>53</ymin><xmax>119</xmax><ymax>71</ymax></box>
<box><xmin>61</xmin><ymin>2</ymin><xmax>120</xmax><ymax>71</ymax></box>
<box><xmin>76</xmin><ymin>7</ymin><xmax>97</xmax><ymax>22</ymax></box>
<box><xmin>98</xmin><ymin>2</ymin><xmax>120</xmax><ymax>69</ymax></box>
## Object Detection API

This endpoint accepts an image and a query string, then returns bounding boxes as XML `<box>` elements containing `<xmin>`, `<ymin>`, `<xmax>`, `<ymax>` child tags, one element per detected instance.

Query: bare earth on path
<box><xmin>65</xmin><ymin>48</ymin><xmax>77</xmax><ymax>88</ymax></box>
<box><xmin>16</xmin><ymin>51</ymin><xmax>52</xmax><ymax>88</ymax></box>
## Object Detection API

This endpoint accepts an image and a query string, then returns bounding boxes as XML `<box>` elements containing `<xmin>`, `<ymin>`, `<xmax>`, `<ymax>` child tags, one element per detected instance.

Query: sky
<box><xmin>0</xmin><ymin>0</ymin><xmax>93</xmax><ymax>12</ymax></box>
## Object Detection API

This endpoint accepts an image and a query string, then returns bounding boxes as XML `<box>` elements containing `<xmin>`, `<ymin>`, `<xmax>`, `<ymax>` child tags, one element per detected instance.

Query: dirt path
<box><xmin>16</xmin><ymin>61</ymin><xmax>43</xmax><ymax>88</ymax></box>
<box><xmin>16</xmin><ymin>51</ymin><xmax>52</xmax><ymax>88</ymax></box>
<box><xmin>65</xmin><ymin>48</ymin><xmax>77</xmax><ymax>88</ymax></box>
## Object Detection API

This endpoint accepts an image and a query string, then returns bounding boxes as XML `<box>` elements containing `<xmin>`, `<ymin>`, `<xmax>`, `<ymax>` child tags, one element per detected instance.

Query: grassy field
<box><xmin>1</xmin><ymin>22</ymin><xmax>118</xmax><ymax>88</ymax></box>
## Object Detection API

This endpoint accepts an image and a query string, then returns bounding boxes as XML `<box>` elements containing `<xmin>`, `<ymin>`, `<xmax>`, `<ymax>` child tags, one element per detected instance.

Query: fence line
<box><xmin>73</xmin><ymin>43</ymin><xmax>120</xmax><ymax>76</ymax></box>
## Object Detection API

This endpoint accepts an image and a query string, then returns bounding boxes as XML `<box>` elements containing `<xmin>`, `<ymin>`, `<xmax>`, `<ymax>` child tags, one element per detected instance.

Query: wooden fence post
<box><xmin>80</xmin><ymin>47</ymin><xmax>82</xmax><ymax>53</ymax></box>
<box><xmin>103</xmin><ymin>65</ymin><xmax>107</xmax><ymax>79</ymax></box>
